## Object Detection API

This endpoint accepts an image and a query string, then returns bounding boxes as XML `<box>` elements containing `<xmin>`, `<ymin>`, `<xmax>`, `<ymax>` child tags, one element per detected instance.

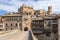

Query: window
<box><xmin>26</xmin><ymin>13</ymin><xmax>28</xmax><ymax>15</ymax></box>
<box><xmin>46</xmin><ymin>21</ymin><xmax>51</xmax><ymax>28</ymax></box>
<box><xmin>0</xmin><ymin>29</ymin><xmax>3</xmax><ymax>31</ymax></box>
<box><xmin>24</xmin><ymin>18</ymin><xmax>28</xmax><ymax>21</ymax></box>
<box><xmin>1</xmin><ymin>19</ymin><xmax>2</xmax><ymax>22</ymax></box>
<box><xmin>6</xmin><ymin>24</ymin><xmax>7</xmax><ymax>26</ymax></box>
<box><xmin>6</xmin><ymin>28</ymin><xmax>7</xmax><ymax>30</ymax></box>
<box><xmin>34</xmin><ymin>13</ymin><xmax>36</xmax><ymax>15</ymax></box>
<box><xmin>11</xmin><ymin>28</ymin><xmax>12</xmax><ymax>30</ymax></box>
<box><xmin>29</xmin><ymin>12</ymin><xmax>31</xmax><ymax>15</ymax></box>
<box><xmin>6</xmin><ymin>17</ymin><xmax>18</xmax><ymax>21</ymax></box>
<box><xmin>46</xmin><ymin>33</ymin><xmax>50</xmax><ymax>37</ymax></box>
<box><xmin>19</xmin><ymin>23</ymin><xmax>21</xmax><ymax>26</ymax></box>
<box><xmin>0</xmin><ymin>25</ymin><xmax>3</xmax><ymax>27</ymax></box>
<box><xmin>16</xmin><ymin>23</ymin><xmax>17</xmax><ymax>26</ymax></box>
<box><xmin>11</xmin><ymin>23</ymin><xmax>12</xmax><ymax>26</ymax></box>
<box><xmin>45</xmin><ymin>21</ymin><xmax>47</xmax><ymax>23</ymax></box>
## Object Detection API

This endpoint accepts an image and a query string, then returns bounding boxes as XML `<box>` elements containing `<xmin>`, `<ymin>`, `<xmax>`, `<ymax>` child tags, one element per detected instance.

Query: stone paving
<box><xmin>0</xmin><ymin>30</ymin><xmax>38</xmax><ymax>40</ymax></box>
<box><xmin>0</xmin><ymin>31</ymin><xmax>29</xmax><ymax>40</ymax></box>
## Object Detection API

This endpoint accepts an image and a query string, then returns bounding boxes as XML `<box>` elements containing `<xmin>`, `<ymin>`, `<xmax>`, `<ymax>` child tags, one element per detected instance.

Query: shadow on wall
<box><xmin>28</xmin><ymin>31</ymin><xmax>33</xmax><ymax>40</ymax></box>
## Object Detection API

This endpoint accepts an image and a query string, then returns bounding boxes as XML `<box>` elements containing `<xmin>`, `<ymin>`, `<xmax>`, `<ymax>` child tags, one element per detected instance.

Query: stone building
<box><xmin>0</xmin><ymin>4</ymin><xmax>60</xmax><ymax>40</ymax></box>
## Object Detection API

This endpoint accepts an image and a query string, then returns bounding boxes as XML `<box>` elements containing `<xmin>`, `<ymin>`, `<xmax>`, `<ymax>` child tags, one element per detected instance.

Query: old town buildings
<box><xmin>0</xmin><ymin>4</ymin><xmax>60</xmax><ymax>40</ymax></box>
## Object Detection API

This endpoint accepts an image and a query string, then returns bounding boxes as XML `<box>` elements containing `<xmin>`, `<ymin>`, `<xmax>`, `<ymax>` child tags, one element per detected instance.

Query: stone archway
<box><xmin>24</xmin><ymin>27</ymin><xmax>28</xmax><ymax>31</ymax></box>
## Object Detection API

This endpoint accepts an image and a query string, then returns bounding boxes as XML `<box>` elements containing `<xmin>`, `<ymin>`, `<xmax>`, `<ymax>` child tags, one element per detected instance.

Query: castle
<box><xmin>0</xmin><ymin>4</ymin><xmax>60</xmax><ymax>40</ymax></box>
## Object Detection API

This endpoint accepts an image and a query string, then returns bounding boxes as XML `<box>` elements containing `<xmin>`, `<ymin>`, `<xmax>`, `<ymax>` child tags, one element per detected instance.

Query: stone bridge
<box><xmin>0</xmin><ymin>31</ymin><xmax>37</xmax><ymax>40</ymax></box>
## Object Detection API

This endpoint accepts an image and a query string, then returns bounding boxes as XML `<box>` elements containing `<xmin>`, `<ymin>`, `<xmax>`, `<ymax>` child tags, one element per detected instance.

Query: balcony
<box><xmin>32</xmin><ymin>28</ymin><xmax>44</xmax><ymax>33</ymax></box>
<box><xmin>52</xmin><ymin>20</ymin><xmax>58</xmax><ymax>24</ymax></box>
<box><xmin>44</xmin><ymin>29</ymin><xmax>52</xmax><ymax>33</ymax></box>
<box><xmin>32</xmin><ymin>31</ymin><xmax>44</xmax><ymax>33</ymax></box>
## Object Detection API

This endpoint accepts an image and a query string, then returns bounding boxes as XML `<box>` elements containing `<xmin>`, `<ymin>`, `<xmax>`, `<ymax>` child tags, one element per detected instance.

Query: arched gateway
<box><xmin>24</xmin><ymin>27</ymin><xmax>28</xmax><ymax>31</ymax></box>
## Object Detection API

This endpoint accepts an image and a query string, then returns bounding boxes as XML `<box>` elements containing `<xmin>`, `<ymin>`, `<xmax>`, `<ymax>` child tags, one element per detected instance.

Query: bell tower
<box><xmin>47</xmin><ymin>6</ymin><xmax>52</xmax><ymax>15</ymax></box>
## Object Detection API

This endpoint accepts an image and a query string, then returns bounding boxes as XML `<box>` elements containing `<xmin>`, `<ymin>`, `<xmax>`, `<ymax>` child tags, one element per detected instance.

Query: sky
<box><xmin>0</xmin><ymin>0</ymin><xmax>60</xmax><ymax>15</ymax></box>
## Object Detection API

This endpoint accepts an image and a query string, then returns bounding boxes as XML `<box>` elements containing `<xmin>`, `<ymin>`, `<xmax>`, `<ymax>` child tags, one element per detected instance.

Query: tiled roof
<box><xmin>32</xmin><ymin>14</ymin><xmax>57</xmax><ymax>20</ymax></box>
<box><xmin>3</xmin><ymin>12</ymin><xmax>21</xmax><ymax>16</ymax></box>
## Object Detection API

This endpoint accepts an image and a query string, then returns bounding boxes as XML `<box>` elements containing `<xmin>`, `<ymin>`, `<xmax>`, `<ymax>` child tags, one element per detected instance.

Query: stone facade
<box><xmin>0</xmin><ymin>4</ymin><xmax>60</xmax><ymax>40</ymax></box>
<box><xmin>31</xmin><ymin>15</ymin><xmax>58</xmax><ymax>40</ymax></box>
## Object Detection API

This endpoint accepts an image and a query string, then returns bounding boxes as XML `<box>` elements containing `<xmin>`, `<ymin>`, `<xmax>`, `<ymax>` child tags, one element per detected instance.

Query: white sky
<box><xmin>0</xmin><ymin>0</ymin><xmax>60</xmax><ymax>14</ymax></box>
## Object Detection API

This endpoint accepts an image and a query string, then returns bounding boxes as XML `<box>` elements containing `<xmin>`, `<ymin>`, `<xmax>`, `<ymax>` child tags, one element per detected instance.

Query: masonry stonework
<box><xmin>0</xmin><ymin>4</ymin><xmax>59</xmax><ymax>40</ymax></box>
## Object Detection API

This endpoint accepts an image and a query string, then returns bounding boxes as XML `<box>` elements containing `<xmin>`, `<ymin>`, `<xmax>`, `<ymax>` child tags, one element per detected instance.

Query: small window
<box><xmin>34</xmin><ymin>13</ymin><xmax>36</xmax><ymax>15</ymax></box>
<box><xmin>6</xmin><ymin>24</ymin><xmax>7</xmax><ymax>26</ymax></box>
<box><xmin>0</xmin><ymin>29</ymin><xmax>3</xmax><ymax>31</ymax></box>
<box><xmin>48</xmin><ymin>22</ymin><xmax>51</xmax><ymax>27</ymax></box>
<box><xmin>56</xmin><ymin>39</ymin><xmax>58</xmax><ymax>40</ymax></box>
<box><xmin>6</xmin><ymin>28</ymin><xmax>7</xmax><ymax>30</ymax></box>
<box><xmin>24</xmin><ymin>18</ymin><xmax>28</xmax><ymax>21</ymax></box>
<box><xmin>46</xmin><ymin>33</ymin><xmax>50</xmax><ymax>37</ymax></box>
<box><xmin>19</xmin><ymin>24</ymin><xmax>21</xmax><ymax>26</ymax></box>
<box><xmin>26</xmin><ymin>13</ymin><xmax>28</xmax><ymax>15</ymax></box>
<box><xmin>11</xmin><ymin>28</ymin><xmax>12</xmax><ymax>30</ymax></box>
<box><xmin>11</xmin><ymin>23</ymin><xmax>12</xmax><ymax>26</ymax></box>
<box><xmin>29</xmin><ymin>12</ymin><xmax>31</xmax><ymax>15</ymax></box>
<box><xmin>1</xmin><ymin>19</ymin><xmax>2</xmax><ymax>22</ymax></box>
<box><xmin>16</xmin><ymin>23</ymin><xmax>17</xmax><ymax>26</ymax></box>
<box><xmin>45</xmin><ymin>21</ymin><xmax>47</xmax><ymax>23</ymax></box>
<box><xmin>0</xmin><ymin>25</ymin><xmax>3</xmax><ymax>27</ymax></box>
<box><xmin>25</xmin><ymin>6</ymin><xmax>27</xmax><ymax>8</ymax></box>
